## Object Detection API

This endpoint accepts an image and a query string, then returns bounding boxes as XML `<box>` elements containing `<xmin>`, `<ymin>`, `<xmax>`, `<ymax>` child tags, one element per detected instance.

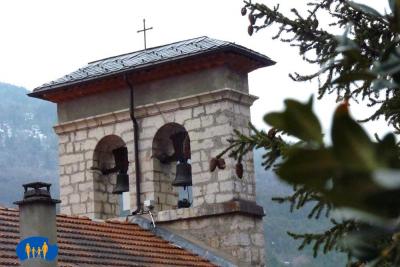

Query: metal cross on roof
<box><xmin>137</xmin><ymin>19</ymin><xmax>153</xmax><ymax>50</ymax></box>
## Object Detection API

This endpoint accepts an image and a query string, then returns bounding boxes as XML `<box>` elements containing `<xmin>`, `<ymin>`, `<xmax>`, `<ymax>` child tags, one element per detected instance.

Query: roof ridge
<box><xmin>88</xmin><ymin>35</ymin><xmax>210</xmax><ymax>65</ymax></box>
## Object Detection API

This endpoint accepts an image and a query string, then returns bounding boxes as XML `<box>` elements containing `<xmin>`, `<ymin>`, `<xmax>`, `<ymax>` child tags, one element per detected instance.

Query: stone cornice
<box><xmin>54</xmin><ymin>88</ymin><xmax>258</xmax><ymax>134</ymax></box>
<box><xmin>155</xmin><ymin>199</ymin><xmax>265</xmax><ymax>223</ymax></box>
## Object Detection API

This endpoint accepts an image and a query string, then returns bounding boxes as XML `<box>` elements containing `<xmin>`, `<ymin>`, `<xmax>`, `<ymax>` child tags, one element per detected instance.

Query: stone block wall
<box><xmin>55</xmin><ymin>88</ymin><xmax>258</xmax><ymax>218</ymax></box>
<box><xmin>57</xmin><ymin>118</ymin><xmax>135</xmax><ymax>219</ymax></box>
<box><xmin>186</xmin><ymin>100</ymin><xmax>256</xmax><ymax>207</ymax></box>
<box><xmin>159</xmin><ymin>212</ymin><xmax>266</xmax><ymax>266</ymax></box>
<box><xmin>55</xmin><ymin>88</ymin><xmax>266</xmax><ymax>265</ymax></box>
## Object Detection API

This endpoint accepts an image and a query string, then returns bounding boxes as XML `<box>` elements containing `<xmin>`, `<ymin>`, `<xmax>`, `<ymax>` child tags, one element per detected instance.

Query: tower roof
<box><xmin>28</xmin><ymin>36</ymin><xmax>275</xmax><ymax>102</ymax></box>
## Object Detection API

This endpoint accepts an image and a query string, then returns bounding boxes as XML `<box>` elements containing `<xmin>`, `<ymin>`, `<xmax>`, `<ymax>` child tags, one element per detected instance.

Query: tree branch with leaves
<box><xmin>211</xmin><ymin>1</ymin><xmax>400</xmax><ymax>266</ymax></box>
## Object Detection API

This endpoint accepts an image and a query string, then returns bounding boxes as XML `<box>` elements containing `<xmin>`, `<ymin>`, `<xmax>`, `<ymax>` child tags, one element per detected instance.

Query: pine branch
<box><xmin>272</xmin><ymin>186</ymin><xmax>332</xmax><ymax>219</ymax></box>
<box><xmin>288</xmin><ymin>219</ymin><xmax>357</xmax><ymax>257</ymax></box>
<box><xmin>242</xmin><ymin>0</ymin><xmax>399</xmax><ymax>127</ymax></box>
<box><xmin>230</xmin><ymin>1</ymin><xmax>400</xmax><ymax>264</ymax></box>
<box><xmin>220</xmin><ymin>123</ymin><xmax>285</xmax><ymax>170</ymax></box>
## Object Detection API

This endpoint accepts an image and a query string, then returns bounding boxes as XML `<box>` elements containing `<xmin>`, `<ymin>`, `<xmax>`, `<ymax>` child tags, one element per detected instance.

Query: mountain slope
<box><xmin>0</xmin><ymin>82</ymin><xmax>58</xmax><ymax>205</ymax></box>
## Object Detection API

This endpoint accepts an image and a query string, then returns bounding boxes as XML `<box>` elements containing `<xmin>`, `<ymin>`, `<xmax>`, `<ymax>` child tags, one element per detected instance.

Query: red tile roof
<box><xmin>0</xmin><ymin>207</ymin><xmax>216</xmax><ymax>267</ymax></box>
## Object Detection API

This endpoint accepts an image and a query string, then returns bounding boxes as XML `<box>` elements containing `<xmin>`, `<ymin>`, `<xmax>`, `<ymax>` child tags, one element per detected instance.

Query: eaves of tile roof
<box><xmin>0</xmin><ymin>207</ymin><xmax>216</xmax><ymax>267</ymax></box>
<box><xmin>30</xmin><ymin>36</ymin><xmax>275</xmax><ymax>96</ymax></box>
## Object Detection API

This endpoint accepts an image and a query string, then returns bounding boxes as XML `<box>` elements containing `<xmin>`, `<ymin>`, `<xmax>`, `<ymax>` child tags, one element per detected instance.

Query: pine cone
<box><xmin>217</xmin><ymin>158</ymin><xmax>226</xmax><ymax>169</ymax></box>
<box><xmin>241</xmin><ymin>7</ymin><xmax>247</xmax><ymax>16</ymax></box>
<box><xmin>248</xmin><ymin>25</ymin><xmax>254</xmax><ymax>36</ymax></box>
<box><xmin>236</xmin><ymin>162</ymin><xmax>243</xmax><ymax>178</ymax></box>
<box><xmin>249</xmin><ymin>14</ymin><xmax>256</xmax><ymax>25</ymax></box>
<box><xmin>209</xmin><ymin>158</ymin><xmax>218</xmax><ymax>172</ymax></box>
<box><xmin>267</xmin><ymin>128</ymin><xmax>277</xmax><ymax>139</ymax></box>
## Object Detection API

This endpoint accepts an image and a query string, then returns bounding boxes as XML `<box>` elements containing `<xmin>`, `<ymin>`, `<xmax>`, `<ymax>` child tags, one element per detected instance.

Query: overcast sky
<box><xmin>0</xmin><ymin>0</ymin><xmax>391</xmax><ymax>138</ymax></box>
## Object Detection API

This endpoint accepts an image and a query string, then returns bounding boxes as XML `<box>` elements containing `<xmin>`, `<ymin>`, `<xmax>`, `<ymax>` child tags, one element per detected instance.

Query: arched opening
<box><xmin>93</xmin><ymin>135</ymin><xmax>130</xmax><ymax>218</ymax></box>
<box><xmin>152</xmin><ymin>123</ymin><xmax>192</xmax><ymax>211</ymax></box>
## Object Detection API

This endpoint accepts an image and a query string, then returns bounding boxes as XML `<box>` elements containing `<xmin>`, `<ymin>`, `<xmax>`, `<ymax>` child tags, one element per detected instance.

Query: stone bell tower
<box><xmin>29</xmin><ymin>36</ymin><xmax>275</xmax><ymax>266</ymax></box>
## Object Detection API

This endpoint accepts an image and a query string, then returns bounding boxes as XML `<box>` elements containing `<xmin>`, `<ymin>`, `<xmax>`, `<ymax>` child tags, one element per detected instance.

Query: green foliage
<box><xmin>274</xmin><ymin>101</ymin><xmax>400</xmax><ymax>220</ymax></box>
<box><xmin>331</xmin><ymin>104</ymin><xmax>377</xmax><ymax>172</ymax></box>
<box><xmin>243</xmin><ymin>0</ymin><xmax>400</xmax><ymax>129</ymax></box>
<box><xmin>235</xmin><ymin>97</ymin><xmax>400</xmax><ymax>264</ymax></box>
<box><xmin>214</xmin><ymin>0</ymin><xmax>400</xmax><ymax>266</ymax></box>
<box><xmin>264</xmin><ymin>97</ymin><xmax>323</xmax><ymax>144</ymax></box>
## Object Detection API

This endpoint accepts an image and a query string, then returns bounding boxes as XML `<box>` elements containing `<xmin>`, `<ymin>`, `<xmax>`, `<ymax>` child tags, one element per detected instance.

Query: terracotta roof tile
<box><xmin>0</xmin><ymin>207</ymin><xmax>216</xmax><ymax>267</ymax></box>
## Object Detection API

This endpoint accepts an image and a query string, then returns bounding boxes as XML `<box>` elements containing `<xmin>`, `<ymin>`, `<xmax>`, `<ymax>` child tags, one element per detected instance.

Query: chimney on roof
<box><xmin>14</xmin><ymin>182</ymin><xmax>60</xmax><ymax>267</ymax></box>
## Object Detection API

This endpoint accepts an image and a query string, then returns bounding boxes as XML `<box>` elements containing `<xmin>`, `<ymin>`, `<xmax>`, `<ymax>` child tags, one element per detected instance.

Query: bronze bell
<box><xmin>113</xmin><ymin>173</ymin><xmax>130</xmax><ymax>194</ymax></box>
<box><xmin>169</xmin><ymin>132</ymin><xmax>192</xmax><ymax>188</ymax></box>
<box><xmin>111</xmin><ymin>147</ymin><xmax>130</xmax><ymax>194</ymax></box>
<box><xmin>172</xmin><ymin>161</ymin><xmax>192</xmax><ymax>187</ymax></box>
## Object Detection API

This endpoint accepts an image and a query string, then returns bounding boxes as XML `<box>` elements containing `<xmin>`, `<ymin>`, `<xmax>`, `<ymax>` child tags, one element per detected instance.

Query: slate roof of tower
<box><xmin>0</xmin><ymin>207</ymin><xmax>216</xmax><ymax>267</ymax></box>
<box><xmin>31</xmin><ymin>36</ymin><xmax>274</xmax><ymax>94</ymax></box>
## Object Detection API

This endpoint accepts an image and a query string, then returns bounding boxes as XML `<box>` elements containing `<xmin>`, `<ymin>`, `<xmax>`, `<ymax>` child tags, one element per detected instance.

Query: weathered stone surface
<box><xmin>175</xmin><ymin>108</ymin><xmax>192</xmax><ymax>124</ymax></box>
<box><xmin>71</xmin><ymin>203</ymin><xmax>86</xmax><ymax>214</ymax></box>
<box><xmin>193</xmin><ymin>106</ymin><xmax>205</xmax><ymax>117</ymax></box>
<box><xmin>60</xmin><ymin>153</ymin><xmax>84</xmax><ymax>165</ymax></box>
<box><xmin>75</xmin><ymin>130</ymin><xmax>87</xmax><ymax>141</ymax></box>
<box><xmin>60</xmin><ymin>176</ymin><xmax>70</xmax><ymax>186</ymax></box>
<box><xmin>61</xmin><ymin>206</ymin><xmax>71</xmax><ymax>215</ymax></box>
<box><xmin>71</xmin><ymin>173</ymin><xmax>85</xmax><ymax>183</ymax></box>
<box><xmin>58</xmin><ymin>134</ymin><xmax>70</xmax><ymax>144</ymax></box>
<box><xmin>66</xmin><ymin>143</ymin><xmax>73</xmax><ymax>153</ymax></box>
<box><xmin>189</xmin><ymin>163</ymin><xmax>201</xmax><ymax>174</ymax></box>
<box><xmin>184</xmin><ymin>118</ymin><xmax>201</xmax><ymax>131</ymax></box>
<box><xmin>55</xmin><ymin>84</ymin><xmax>263</xmax><ymax>265</ymax></box>
<box><xmin>204</xmin><ymin>194</ymin><xmax>215</xmax><ymax>204</ymax></box>
<box><xmin>78</xmin><ymin>182</ymin><xmax>92</xmax><ymax>192</ymax></box>
<box><xmin>206</xmin><ymin>182</ymin><xmax>219</xmax><ymax>194</ymax></box>
<box><xmin>179</xmin><ymin>97</ymin><xmax>199</xmax><ymax>108</ymax></box>
<box><xmin>216</xmin><ymin>193</ymin><xmax>233</xmax><ymax>203</ymax></box>
<box><xmin>60</xmin><ymin>195</ymin><xmax>69</xmax><ymax>205</ymax></box>
<box><xmin>251</xmin><ymin>233</ymin><xmax>265</xmax><ymax>247</ymax></box>
<box><xmin>192</xmin><ymin>173</ymin><xmax>210</xmax><ymax>184</ymax></box>
<box><xmin>158</xmin><ymin>213</ymin><xmax>265</xmax><ymax>266</ymax></box>
<box><xmin>200</xmin><ymin>115</ymin><xmax>214</xmax><ymax>127</ymax></box>
<box><xmin>219</xmin><ymin>181</ymin><xmax>234</xmax><ymax>192</ymax></box>
<box><xmin>194</xmin><ymin>197</ymin><xmax>204</xmax><ymax>206</ymax></box>
<box><xmin>69</xmin><ymin>193</ymin><xmax>80</xmax><ymax>204</ymax></box>
<box><xmin>191</xmin><ymin>151</ymin><xmax>200</xmax><ymax>163</ymax></box>
<box><xmin>88</xmin><ymin>128</ymin><xmax>103</xmax><ymax>140</ymax></box>
<box><xmin>61</xmin><ymin>185</ymin><xmax>73</xmax><ymax>196</ymax></box>
<box><xmin>115</xmin><ymin>120</ymin><xmax>132</xmax><ymax>134</ymax></box>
